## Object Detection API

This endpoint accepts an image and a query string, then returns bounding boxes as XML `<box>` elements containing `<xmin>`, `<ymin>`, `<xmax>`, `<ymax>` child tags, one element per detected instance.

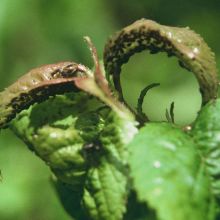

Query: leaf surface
<box><xmin>192</xmin><ymin>99</ymin><xmax>220</xmax><ymax>199</ymax></box>
<box><xmin>128</xmin><ymin>122</ymin><xmax>216</xmax><ymax>220</ymax></box>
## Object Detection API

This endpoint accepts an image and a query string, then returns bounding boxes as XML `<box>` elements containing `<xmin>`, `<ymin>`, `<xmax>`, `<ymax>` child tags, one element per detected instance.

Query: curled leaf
<box><xmin>104</xmin><ymin>19</ymin><xmax>218</xmax><ymax>105</ymax></box>
<box><xmin>0</xmin><ymin>37</ymin><xmax>135</xmax><ymax>129</ymax></box>
<box><xmin>0</xmin><ymin>62</ymin><xmax>88</xmax><ymax>128</ymax></box>
<box><xmin>75</xmin><ymin>37</ymin><xmax>135</xmax><ymax>121</ymax></box>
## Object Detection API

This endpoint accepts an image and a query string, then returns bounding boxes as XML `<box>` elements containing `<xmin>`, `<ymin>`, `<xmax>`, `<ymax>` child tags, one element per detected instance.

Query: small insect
<box><xmin>104</xmin><ymin>18</ymin><xmax>218</xmax><ymax>105</ymax></box>
<box><xmin>0</xmin><ymin>62</ymin><xmax>88</xmax><ymax>128</ymax></box>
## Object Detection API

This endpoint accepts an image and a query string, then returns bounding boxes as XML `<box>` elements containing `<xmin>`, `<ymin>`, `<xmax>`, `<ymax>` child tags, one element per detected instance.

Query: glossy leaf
<box><xmin>128</xmin><ymin>122</ymin><xmax>216</xmax><ymax>220</ymax></box>
<box><xmin>191</xmin><ymin>98</ymin><xmax>220</xmax><ymax>198</ymax></box>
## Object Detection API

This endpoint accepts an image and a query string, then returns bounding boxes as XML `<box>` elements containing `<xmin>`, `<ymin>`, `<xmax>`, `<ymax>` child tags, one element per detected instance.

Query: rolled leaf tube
<box><xmin>104</xmin><ymin>19</ymin><xmax>218</xmax><ymax>105</ymax></box>
<box><xmin>0</xmin><ymin>62</ymin><xmax>88</xmax><ymax>128</ymax></box>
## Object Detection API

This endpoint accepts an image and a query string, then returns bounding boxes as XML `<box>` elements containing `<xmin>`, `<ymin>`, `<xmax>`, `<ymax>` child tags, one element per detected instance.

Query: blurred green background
<box><xmin>0</xmin><ymin>0</ymin><xmax>219</xmax><ymax>219</ymax></box>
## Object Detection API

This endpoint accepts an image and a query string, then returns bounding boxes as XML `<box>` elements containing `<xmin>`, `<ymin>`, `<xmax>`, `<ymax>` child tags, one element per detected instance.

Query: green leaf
<box><xmin>10</xmin><ymin>92</ymin><xmax>91</xmax><ymax>188</ymax></box>
<box><xmin>128</xmin><ymin>122</ymin><xmax>216</xmax><ymax>220</ymax></box>
<box><xmin>82</xmin><ymin>112</ymin><xmax>138</xmax><ymax>220</ymax></box>
<box><xmin>10</xmin><ymin>92</ymin><xmax>138</xmax><ymax>220</ymax></box>
<box><xmin>83</xmin><ymin>156</ymin><xmax>127</xmax><ymax>220</ymax></box>
<box><xmin>191</xmin><ymin>98</ymin><xmax>220</xmax><ymax>198</ymax></box>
